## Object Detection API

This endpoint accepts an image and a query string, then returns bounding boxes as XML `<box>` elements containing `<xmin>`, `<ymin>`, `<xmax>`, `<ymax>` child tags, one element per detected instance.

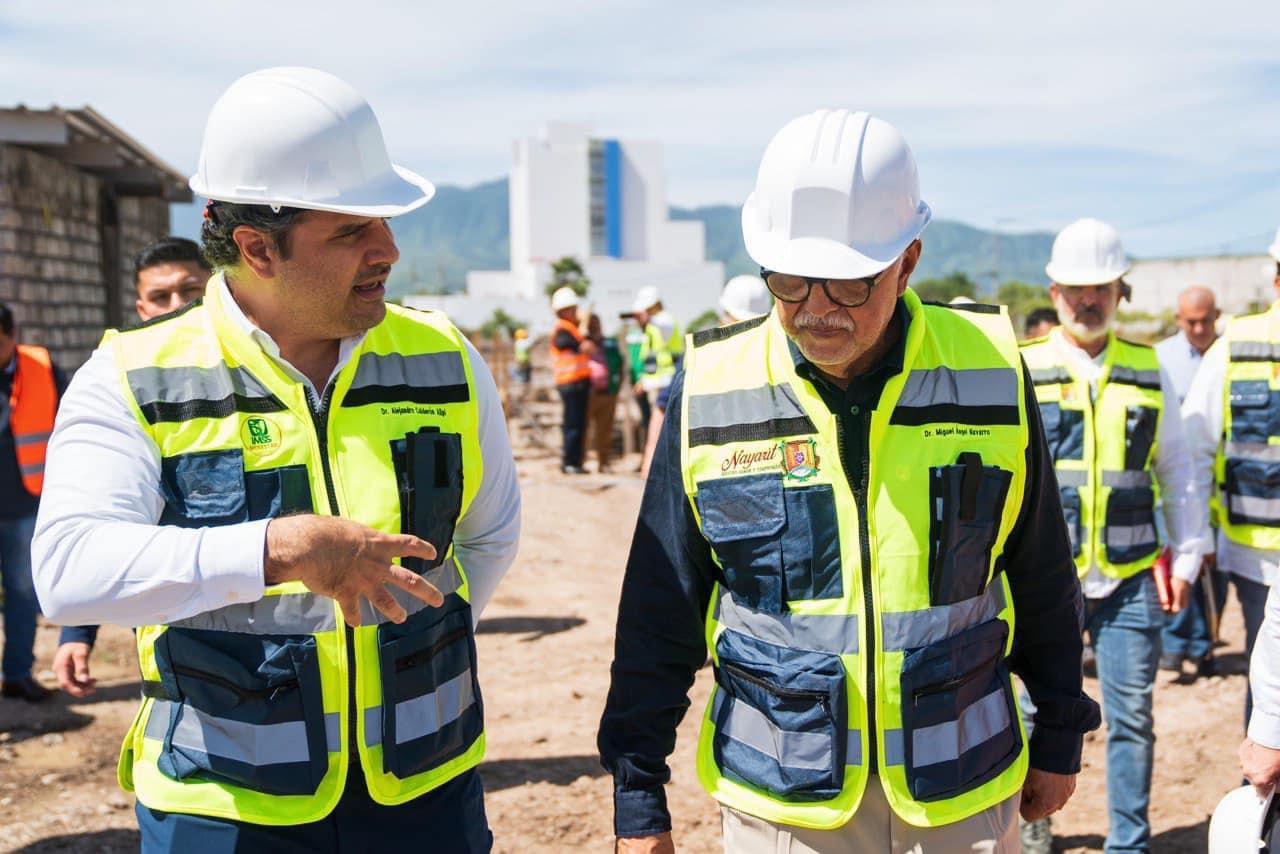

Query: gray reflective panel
<box><xmin>144</xmin><ymin>700</ymin><xmax>170</xmax><ymax>740</ymax></box>
<box><xmin>394</xmin><ymin>669</ymin><xmax>477</xmax><ymax>744</ymax></box>
<box><xmin>169</xmin><ymin>593</ymin><xmax>337</xmax><ymax>635</ymax></box>
<box><xmin>19</xmin><ymin>462</ymin><xmax>43</xmax><ymax>476</ymax></box>
<box><xmin>1108</xmin><ymin>366</ymin><xmax>1161</xmax><ymax>389</ymax></box>
<box><xmin>149</xmin><ymin>700</ymin><xmax>337</xmax><ymax>767</ymax></box>
<box><xmin>1230</xmin><ymin>494</ymin><xmax>1280</xmax><ymax>521</ymax></box>
<box><xmin>687</xmin><ymin>384</ymin><xmax>808</xmax><ymax>431</ymax></box>
<box><xmin>880</xmin><ymin>583</ymin><xmax>1006</xmax><ymax>652</ymax></box>
<box><xmin>1226</xmin><ymin>442</ymin><xmax>1280</xmax><ymax>462</ymax></box>
<box><xmin>896</xmin><ymin>367</ymin><xmax>1018</xmax><ymax>409</ymax></box>
<box><xmin>1030</xmin><ymin>367</ymin><xmax>1071</xmax><ymax>386</ymax></box>
<box><xmin>364</xmin><ymin>706</ymin><xmax>383</xmax><ymax>747</ymax></box>
<box><xmin>13</xmin><ymin>431</ymin><xmax>51</xmax><ymax>447</ymax></box>
<box><xmin>360</xmin><ymin>559</ymin><xmax>463</xmax><ymax>626</ymax></box>
<box><xmin>910</xmin><ymin>689</ymin><xmax>1011</xmax><ymax>768</ymax></box>
<box><xmin>712</xmin><ymin>690</ymin><xmax>834</xmax><ymax>772</ymax></box>
<box><xmin>1231</xmin><ymin>341</ymin><xmax>1280</xmax><ymax>362</ymax></box>
<box><xmin>845</xmin><ymin>731</ymin><xmax>863</xmax><ymax>767</ymax></box>
<box><xmin>1101</xmin><ymin>470</ymin><xmax>1153</xmax><ymax>489</ymax></box>
<box><xmin>349</xmin><ymin>351</ymin><xmax>467</xmax><ymax>390</ymax></box>
<box><xmin>127</xmin><ymin>364</ymin><xmax>275</xmax><ymax>409</ymax></box>
<box><xmin>715</xmin><ymin>591</ymin><xmax>859</xmax><ymax>655</ymax></box>
<box><xmin>324</xmin><ymin>710</ymin><xmax>341</xmax><ymax>752</ymax></box>
<box><xmin>1106</xmin><ymin>523</ymin><xmax>1157</xmax><ymax>549</ymax></box>
<box><xmin>883</xmin><ymin>729</ymin><xmax>905</xmax><ymax>766</ymax></box>
<box><xmin>1053</xmin><ymin>468</ymin><xmax>1088</xmax><ymax>487</ymax></box>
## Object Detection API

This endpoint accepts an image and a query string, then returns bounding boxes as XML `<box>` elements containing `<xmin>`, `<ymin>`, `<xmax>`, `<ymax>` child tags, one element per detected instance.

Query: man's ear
<box><xmin>231</xmin><ymin>226</ymin><xmax>279</xmax><ymax>279</ymax></box>
<box><xmin>897</xmin><ymin>239</ymin><xmax>923</xmax><ymax>296</ymax></box>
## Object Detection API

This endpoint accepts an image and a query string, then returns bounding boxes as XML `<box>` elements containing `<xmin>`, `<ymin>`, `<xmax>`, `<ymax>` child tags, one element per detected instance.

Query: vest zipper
<box><xmin>171</xmin><ymin>663</ymin><xmax>299</xmax><ymax>702</ymax></box>
<box><xmin>395</xmin><ymin>626</ymin><xmax>468</xmax><ymax>672</ymax></box>
<box><xmin>306</xmin><ymin>385</ymin><xmax>357</xmax><ymax>756</ymax></box>
<box><xmin>718</xmin><ymin>661</ymin><xmax>828</xmax><ymax>703</ymax></box>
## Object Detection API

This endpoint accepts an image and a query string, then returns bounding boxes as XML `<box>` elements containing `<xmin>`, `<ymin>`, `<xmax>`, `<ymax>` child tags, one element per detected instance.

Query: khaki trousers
<box><xmin>720</xmin><ymin>777</ymin><xmax>1020</xmax><ymax>854</ymax></box>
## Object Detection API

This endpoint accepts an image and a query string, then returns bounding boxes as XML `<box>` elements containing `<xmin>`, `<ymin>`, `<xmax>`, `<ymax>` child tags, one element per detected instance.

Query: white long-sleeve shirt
<box><xmin>32</xmin><ymin>276</ymin><xmax>520</xmax><ymax>627</ymax></box>
<box><xmin>1181</xmin><ymin>331</ymin><xmax>1279</xmax><ymax>585</ymax></box>
<box><xmin>1043</xmin><ymin>330</ymin><xmax>1209</xmax><ymax>598</ymax></box>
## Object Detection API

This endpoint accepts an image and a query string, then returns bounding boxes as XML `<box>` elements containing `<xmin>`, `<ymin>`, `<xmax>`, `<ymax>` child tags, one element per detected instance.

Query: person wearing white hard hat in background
<box><xmin>599</xmin><ymin>109</ymin><xmax>1099</xmax><ymax>854</ymax></box>
<box><xmin>1193</xmin><ymin>228</ymin><xmax>1280</xmax><ymax>799</ymax></box>
<box><xmin>30</xmin><ymin>68</ymin><xmax>520</xmax><ymax>852</ymax></box>
<box><xmin>633</xmin><ymin>285</ymin><xmax>684</xmax><ymax>478</ymax></box>
<box><xmin>550</xmin><ymin>285</ymin><xmax>594</xmax><ymax>474</ymax></box>
<box><xmin>718</xmin><ymin>274</ymin><xmax>772</xmax><ymax>325</ymax></box>
<box><xmin>1020</xmin><ymin>218</ymin><xmax>1208</xmax><ymax>854</ymax></box>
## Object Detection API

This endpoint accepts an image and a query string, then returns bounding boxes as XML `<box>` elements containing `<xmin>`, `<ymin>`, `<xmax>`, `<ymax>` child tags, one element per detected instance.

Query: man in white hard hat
<box><xmin>550</xmin><ymin>285</ymin><xmax>593</xmax><ymax>474</ymax></box>
<box><xmin>31</xmin><ymin>67</ymin><xmax>519</xmax><ymax>852</ymax></box>
<box><xmin>1193</xmin><ymin>228</ymin><xmax>1280</xmax><ymax>793</ymax></box>
<box><xmin>633</xmin><ymin>286</ymin><xmax>683</xmax><ymax>477</ymax></box>
<box><xmin>1020</xmin><ymin>217</ymin><xmax>1208</xmax><ymax>854</ymax></box>
<box><xmin>599</xmin><ymin>109</ymin><xmax>1099</xmax><ymax>853</ymax></box>
<box><xmin>719</xmin><ymin>274</ymin><xmax>771</xmax><ymax>325</ymax></box>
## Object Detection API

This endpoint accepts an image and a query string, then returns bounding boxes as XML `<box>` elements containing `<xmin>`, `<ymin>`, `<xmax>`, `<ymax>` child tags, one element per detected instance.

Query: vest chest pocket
<box><xmin>899</xmin><ymin>618</ymin><xmax>1020</xmax><ymax>802</ymax></box>
<box><xmin>711</xmin><ymin>629</ymin><xmax>847</xmax><ymax>801</ymax></box>
<box><xmin>1039</xmin><ymin>402</ymin><xmax>1084</xmax><ymax>462</ymax></box>
<box><xmin>159</xmin><ymin>449</ymin><xmax>313</xmax><ymax>527</ymax></box>
<box><xmin>1230</xmin><ymin>381</ymin><xmax>1276</xmax><ymax>444</ymax></box>
<box><xmin>151</xmin><ymin>628</ymin><xmax>330</xmax><ymax>796</ymax></box>
<box><xmin>1224</xmin><ymin>459</ymin><xmax>1280</xmax><ymax>527</ymax></box>
<box><xmin>928</xmin><ymin>454</ymin><xmax>1012</xmax><ymax>606</ymax></box>
<box><xmin>375</xmin><ymin>604</ymin><xmax>483</xmax><ymax>780</ymax></box>
<box><xmin>1104</xmin><ymin>487</ymin><xmax>1158</xmax><ymax>564</ymax></box>
<box><xmin>1124</xmin><ymin>406</ymin><xmax>1159</xmax><ymax>470</ymax></box>
<box><xmin>391</xmin><ymin>430</ymin><xmax>464</xmax><ymax>573</ymax></box>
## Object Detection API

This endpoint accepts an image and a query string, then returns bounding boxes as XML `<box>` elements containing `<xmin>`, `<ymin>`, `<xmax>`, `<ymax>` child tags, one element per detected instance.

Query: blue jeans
<box><xmin>0</xmin><ymin>513</ymin><xmax>39</xmax><ymax>681</ymax></box>
<box><xmin>1212</xmin><ymin>570</ymin><xmax>1269</xmax><ymax>728</ymax></box>
<box><xmin>1086</xmin><ymin>573</ymin><xmax>1163</xmax><ymax>854</ymax></box>
<box><xmin>137</xmin><ymin>766</ymin><xmax>491</xmax><ymax>853</ymax></box>
<box><xmin>1160</xmin><ymin>574</ymin><xmax>1213</xmax><ymax>661</ymax></box>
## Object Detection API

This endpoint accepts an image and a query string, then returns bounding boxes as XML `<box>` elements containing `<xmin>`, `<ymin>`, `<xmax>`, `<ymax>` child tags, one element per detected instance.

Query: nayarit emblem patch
<box><xmin>781</xmin><ymin>438</ymin><xmax>819</xmax><ymax>481</ymax></box>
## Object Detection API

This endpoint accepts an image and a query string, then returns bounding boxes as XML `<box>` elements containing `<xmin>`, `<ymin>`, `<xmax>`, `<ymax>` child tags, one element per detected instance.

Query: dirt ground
<box><xmin>0</xmin><ymin>449</ymin><xmax>1250</xmax><ymax>852</ymax></box>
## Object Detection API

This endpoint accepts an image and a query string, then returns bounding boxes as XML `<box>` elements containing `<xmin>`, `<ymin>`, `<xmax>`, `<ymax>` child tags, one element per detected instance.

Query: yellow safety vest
<box><xmin>680</xmin><ymin>290</ymin><xmax>1029</xmax><ymax>829</ymax></box>
<box><xmin>1021</xmin><ymin>332</ymin><xmax>1163</xmax><ymax>579</ymax></box>
<box><xmin>1214</xmin><ymin>302</ymin><xmax>1280</xmax><ymax>549</ymax></box>
<box><xmin>639</xmin><ymin>312</ymin><xmax>684</xmax><ymax>388</ymax></box>
<box><xmin>112</xmin><ymin>278</ymin><xmax>485</xmax><ymax>825</ymax></box>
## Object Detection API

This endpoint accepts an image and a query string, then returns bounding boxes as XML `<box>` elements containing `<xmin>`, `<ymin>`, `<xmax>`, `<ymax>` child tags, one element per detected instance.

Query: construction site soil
<box><xmin>0</xmin><ymin>450</ymin><xmax>1248</xmax><ymax>852</ymax></box>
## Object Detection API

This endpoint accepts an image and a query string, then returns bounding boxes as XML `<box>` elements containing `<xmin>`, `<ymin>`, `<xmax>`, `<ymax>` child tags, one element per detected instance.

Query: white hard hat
<box><xmin>742</xmin><ymin>109</ymin><xmax>931</xmax><ymax>280</ymax></box>
<box><xmin>720</xmin><ymin>275</ymin><xmax>772</xmax><ymax>322</ymax></box>
<box><xmin>1268</xmin><ymin>226</ymin><xmax>1280</xmax><ymax>262</ymax></box>
<box><xmin>550</xmin><ymin>286</ymin><xmax>579</xmax><ymax>311</ymax></box>
<box><xmin>1045</xmin><ymin>218</ymin><xmax>1130</xmax><ymax>286</ymax></box>
<box><xmin>190</xmin><ymin>67</ymin><xmax>435</xmax><ymax>218</ymax></box>
<box><xmin>1209</xmin><ymin>785</ymin><xmax>1273</xmax><ymax>853</ymax></box>
<box><xmin>950</xmin><ymin>295</ymin><xmax>976</xmax><ymax>305</ymax></box>
<box><xmin>632</xmin><ymin>285</ymin><xmax>661</xmax><ymax>314</ymax></box>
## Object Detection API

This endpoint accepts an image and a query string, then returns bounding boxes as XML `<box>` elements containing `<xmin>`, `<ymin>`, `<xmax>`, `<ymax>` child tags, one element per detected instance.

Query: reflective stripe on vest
<box><xmin>890</xmin><ymin>366</ymin><xmax>1020</xmax><ymax>426</ymax></box>
<box><xmin>9</xmin><ymin>345</ymin><xmax>57</xmax><ymax>495</ymax></box>
<box><xmin>686</xmin><ymin>384</ymin><xmax>816</xmax><ymax>447</ymax></box>
<box><xmin>145</xmin><ymin>700</ymin><xmax>343</xmax><ymax>761</ymax></box>
<box><xmin>711</xmin><ymin>688</ymin><xmax>862</xmax><ymax>770</ymax></box>
<box><xmin>127</xmin><ymin>363</ymin><xmax>285</xmax><ymax>425</ymax></box>
<box><xmin>363</xmin><ymin>666</ymin><xmax>478</xmax><ymax>747</ymax></box>
<box><xmin>345</xmin><ymin>351</ymin><xmax>470</xmax><ymax>406</ymax></box>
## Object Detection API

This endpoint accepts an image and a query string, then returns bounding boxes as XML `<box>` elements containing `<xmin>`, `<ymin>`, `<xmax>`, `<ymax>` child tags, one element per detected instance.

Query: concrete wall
<box><xmin>0</xmin><ymin>143</ymin><xmax>169</xmax><ymax>369</ymax></box>
<box><xmin>1126</xmin><ymin>255</ymin><xmax>1275</xmax><ymax>317</ymax></box>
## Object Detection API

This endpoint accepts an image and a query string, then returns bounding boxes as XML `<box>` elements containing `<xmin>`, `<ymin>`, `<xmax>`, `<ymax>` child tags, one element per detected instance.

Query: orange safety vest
<box><xmin>8</xmin><ymin>344</ymin><xmax>57</xmax><ymax>496</ymax></box>
<box><xmin>550</xmin><ymin>318</ymin><xmax>591</xmax><ymax>385</ymax></box>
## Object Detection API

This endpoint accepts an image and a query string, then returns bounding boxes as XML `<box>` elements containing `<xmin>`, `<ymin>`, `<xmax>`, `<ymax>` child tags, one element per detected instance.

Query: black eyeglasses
<box><xmin>760</xmin><ymin>266</ymin><xmax>892</xmax><ymax>309</ymax></box>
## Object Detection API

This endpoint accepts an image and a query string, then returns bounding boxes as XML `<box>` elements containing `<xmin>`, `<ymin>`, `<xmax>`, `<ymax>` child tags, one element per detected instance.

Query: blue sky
<box><xmin>3</xmin><ymin>0</ymin><xmax>1278</xmax><ymax>258</ymax></box>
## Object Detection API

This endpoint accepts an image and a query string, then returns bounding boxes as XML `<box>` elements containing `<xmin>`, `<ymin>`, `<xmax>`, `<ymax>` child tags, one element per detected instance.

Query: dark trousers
<box><xmin>557</xmin><ymin>380</ymin><xmax>589</xmax><ymax>468</ymax></box>
<box><xmin>1161</xmin><ymin>573</ymin><xmax>1213</xmax><ymax>661</ymax></box>
<box><xmin>137</xmin><ymin>767</ymin><xmax>491</xmax><ymax>853</ymax></box>
<box><xmin>1212</xmin><ymin>570</ymin><xmax>1270</xmax><ymax>728</ymax></box>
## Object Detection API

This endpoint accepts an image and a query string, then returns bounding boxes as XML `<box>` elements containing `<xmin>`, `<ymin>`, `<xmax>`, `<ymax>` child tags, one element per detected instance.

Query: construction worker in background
<box><xmin>550</xmin><ymin>286</ymin><xmax>593</xmax><ymax>474</ymax></box>
<box><xmin>31</xmin><ymin>67</ymin><xmax>519</xmax><ymax>852</ymax></box>
<box><xmin>1187</xmin><ymin>229</ymin><xmax>1280</xmax><ymax>754</ymax></box>
<box><xmin>513</xmin><ymin>327</ymin><xmax>532</xmax><ymax>386</ymax></box>
<box><xmin>585</xmin><ymin>311</ymin><xmax>623</xmax><ymax>473</ymax></box>
<box><xmin>1156</xmin><ymin>285</ymin><xmax>1222</xmax><ymax>680</ymax></box>
<box><xmin>0</xmin><ymin>302</ymin><xmax>67</xmax><ymax>703</ymax></box>
<box><xmin>1020</xmin><ymin>218</ymin><xmax>1208</xmax><ymax>854</ymax></box>
<box><xmin>52</xmin><ymin>236</ymin><xmax>213</xmax><ymax>698</ymax></box>
<box><xmin>624</xmin><ymin>315</ymin><xmax>652</xmax><ymax>454</ymax></box>
<box><xmin>599</xmin><ymin>109</ymin><xmax>1099</xmax><ymax>854</ymax></box>
<box><xmin>633</xmin><ymin>286</ymin><xmax>683</xmax><ymax>478</ymax></box>
<box><xmin>718</xmin><ymin>274</ymin><xmax>771</xmax><ymax>325</ymax></box>
<box><xmin>1023</xmin><ymin>306</ymin><xmax>1059</xmax><ymax>340</ymax></box>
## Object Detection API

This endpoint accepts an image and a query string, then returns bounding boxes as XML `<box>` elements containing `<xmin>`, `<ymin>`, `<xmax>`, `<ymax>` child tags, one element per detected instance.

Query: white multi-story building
<box><xmin>406</xmin><ymin>123</ymin><xmax>724</xmax><ymax>333</ymax></box>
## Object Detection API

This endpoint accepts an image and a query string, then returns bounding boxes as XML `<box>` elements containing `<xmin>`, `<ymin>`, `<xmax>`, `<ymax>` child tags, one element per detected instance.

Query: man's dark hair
<box><xmin>134</xmin><ymin>237</ymin><xmax>210</xmax><ymax>283</ymax></box>
<box><xmin>200</xmin><ymin>201</ymin><xmax>305</xmax><ymax>270</ymax></box>
<box><xmin>0</xmin><ymin>301</ymin><xmax>12</xmax><ymax>337</ymax></box>
<box><xmin>1024</xmin><ymin>306</ymin><xmax>1059</xmax><ymax>335</ymax></box>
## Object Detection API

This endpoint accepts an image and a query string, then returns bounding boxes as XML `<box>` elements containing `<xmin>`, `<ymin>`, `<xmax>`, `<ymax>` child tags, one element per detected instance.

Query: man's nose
<box><xmin>803</xmin><ymin>281</ymin><xmax>838</xmax><ymax>314</ymax></box>
<box><xmin>367</xmin><ymin>220</ymin><xmax>400</xmax><ymax>267</ymax></box>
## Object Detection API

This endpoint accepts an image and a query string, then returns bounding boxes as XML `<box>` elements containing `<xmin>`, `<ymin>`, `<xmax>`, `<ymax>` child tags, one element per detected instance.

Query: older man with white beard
<box><xmin>1020</xmin><ymin>218</ymin><xmax>1208</xmax><ymax>854</ymax></box>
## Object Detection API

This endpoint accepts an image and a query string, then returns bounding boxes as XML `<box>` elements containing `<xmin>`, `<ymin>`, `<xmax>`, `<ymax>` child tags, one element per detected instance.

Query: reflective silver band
<box><xmin>880</xmin><ymin>582</ymin><xmax>1006</xmax><ymax>652</ymax></box>
<box><xmin>170</xmin><ymin>593</ymin><xmax>337</xmax><ymax>635</ymax></box>
<box><xmin>1226</xmin><ymin>442</ymin><xmax>1280</xmax><ymax>462</ymax></box>
<box><xmin>358</xmin><ymin>558</ymin><xmax>463</xmax><ymax>626</ymax></box>
<box><xmin>13</xmin><ymin>431</ymin><xmax>51</xmax><ymax>447</ymax></box>
<box><xmin>1054</xmin><ymin>468</ymin><xmax>1088</xmax><ymax>487</ymax></box>
<box><xmin>897</xmin><ymin>367</ymin><xmax>1019</xmax><ymax>410</ymax></box>
<box><xmin>1229</xmin><ymin>494</ymin><xmax>1280</xmax><ymax>521</ymax></box>
<box><xmin>715</xmin><ymin>591</ymin><xmax>859</xmax><ymax>655</ymax></box>
<box><xmin>687</xmin><ymin>383</ymin><xmax>808</xmax><ymax>432</ymax></box>
<box><xmin>1231</xmin><ymin>341</ymin><xmax>1280</xmax><ymax>362</ymax></box>
<box><xmin>1108</xmin><ymin>366</ymin><xmax>1161</xmax><ymax>389</ymax></box>
<box><xmin>1102</xmin><ymin>470</ymin><xmax>1153</xmax><ymax>489</ymax></box>
<box><xmin>1106</xmin><ymin>523</ymin><xmax>1157</xmax><ymax>549</ymax></box>
<box><xmin>1030</xmin><ymin>367</ymin><xmax>1071</xmax><ymax>386</ymax></box>
<box><xmin>127</xmin><ymin>363</ymin><xmax>276</xmax><ymax>411</ymax></box>
<box><xmin>364</xmin><ymin>668</ymin><xmax>477</xmax><ymax>746</ymax></box>
<box><xmin>349</xmin><ymin>351</ymin><xmax>467</xmax><ymax>391</ymax></box>
<box><xmin>712</xmin><ymin>690</ymin><xmax>859</xmax><ymax>769</ymax></box>
<box><xmin>18</xmin><ymin>461</ymin><xmax>43</xmax><ymax>476</ymax></box>
<box><xmin>144</xmin><ymin>700</ymin><xmax>341</xmax><ymax>761</ymax></box>
<box><xmin>883</xmin><ymin>729</ymin><xmax>905</xmax><ymax>766</ymax></box>
<box><xmin>911</xmin><ymin>689</ymin><xmax>1011</xmax><ymax>768</ymax></box>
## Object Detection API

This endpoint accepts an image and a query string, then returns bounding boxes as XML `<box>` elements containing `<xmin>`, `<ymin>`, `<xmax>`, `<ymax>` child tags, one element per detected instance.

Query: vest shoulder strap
<box><xmin>691</xmin><ymin>313</ymin><xmax>769</xmax><ymax>349</ymax></box>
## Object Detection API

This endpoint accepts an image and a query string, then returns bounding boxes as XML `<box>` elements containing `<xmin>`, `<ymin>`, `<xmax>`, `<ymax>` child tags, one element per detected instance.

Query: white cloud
<box><xmin>2</xmin><ymin>0</ymin><xmax>1277</xmax><ymax>255</ymax></box>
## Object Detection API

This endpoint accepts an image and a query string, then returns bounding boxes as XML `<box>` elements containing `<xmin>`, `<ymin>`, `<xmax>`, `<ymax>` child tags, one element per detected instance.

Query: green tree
<box><xmin>479</xmin><ymin>308</ymin><xmax>522</xmax><ymax>339</ymax></box>
<box><xmin>544</xmin><ymin>256</ymin><xmax>591</xmax><ymax>298</ymax></box>
<box><xmin>910</xmin><ymin>272</ymin><xmax>976</xmax><ymax>304</ymax></box>
<box><xmin>995</xmin><ymin>280</ymin><xmax>1052</xmax><ymax>330</ymax></box>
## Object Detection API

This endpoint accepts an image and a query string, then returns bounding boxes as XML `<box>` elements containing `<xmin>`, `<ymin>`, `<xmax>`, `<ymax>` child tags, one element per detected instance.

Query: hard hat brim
<box><xmin>1044</xmin><ymin>261</ymin><xmax>1131</xmax><ymax>286</ymax></box>
<box><xmin>189</xmin><ymin>163</ymin><xmax>436</xmax><ymax>218</ymax></box>
<box><xmin>1269</xmin><ymin>242</ymin><xmax>1280</xmax><ymax>263</ymax></box>
<box><xmin>741</xmin><ymin>199</ymin><xmax>932</xmax><ymax>280</ymax></box>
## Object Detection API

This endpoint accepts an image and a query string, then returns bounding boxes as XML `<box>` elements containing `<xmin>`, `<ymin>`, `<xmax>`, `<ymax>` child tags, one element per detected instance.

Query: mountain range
<box><xmin>171</xmin><ymin>177</ymin><xmax>1056</xmax><ymax>297</ymax></box>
